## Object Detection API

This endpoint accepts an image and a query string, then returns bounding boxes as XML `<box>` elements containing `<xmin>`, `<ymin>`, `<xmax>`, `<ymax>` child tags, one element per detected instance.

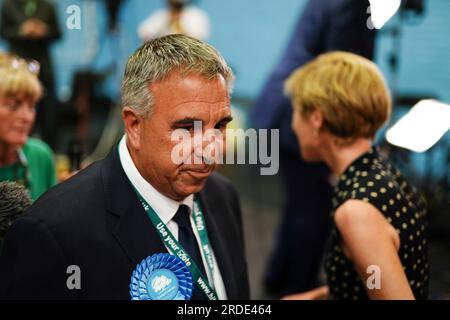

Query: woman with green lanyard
<box><xmin>0</xmin><ymin>53</ymin><xmax>56</xmax><ymax>201</ymax></box>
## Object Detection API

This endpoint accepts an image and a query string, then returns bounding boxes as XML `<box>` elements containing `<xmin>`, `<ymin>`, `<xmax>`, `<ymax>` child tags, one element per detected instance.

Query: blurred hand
<box><xmin>281</xmin><ymin>285</ymin><xmax>329</xmax><ymax>300</ymax></box>
<box><xmin>20</xmin><ymin>19</ymin><xmax>48</xmax><ymax>39</ymax></box>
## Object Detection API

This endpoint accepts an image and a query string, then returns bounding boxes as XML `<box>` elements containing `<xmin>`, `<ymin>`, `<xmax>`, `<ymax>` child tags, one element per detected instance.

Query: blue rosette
<box><xmin>130</xmin><ymin>253</ymin><xmax>193</xmax><ymax>300</ymax></box>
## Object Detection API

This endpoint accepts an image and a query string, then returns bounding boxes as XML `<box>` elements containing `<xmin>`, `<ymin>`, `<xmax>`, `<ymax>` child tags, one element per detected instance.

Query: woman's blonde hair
<box><xmin>285</xmin><ymin>51</ymin><xmax>392</xmax><ymax>143</ymax></box>
<box><xmin>0</xmin><ymin>52</ymin><xmax>42</xmax><ymax>101</ymax></box>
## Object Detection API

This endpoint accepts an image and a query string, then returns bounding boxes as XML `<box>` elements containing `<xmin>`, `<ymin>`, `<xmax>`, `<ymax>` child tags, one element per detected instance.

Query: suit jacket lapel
<box><xmin>198</xmin><ymin>190</ymin><xmax>238</xmax><ymax>299</ymax></box>
<box><xmin>102</xmin><ymin>149</ymin><xmax>167</xmax><ymax>267</ymax></box>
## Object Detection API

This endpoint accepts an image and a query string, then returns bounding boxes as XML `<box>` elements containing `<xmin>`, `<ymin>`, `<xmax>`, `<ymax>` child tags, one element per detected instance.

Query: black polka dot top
<box><xmin>324</xmin><ymin>147</ymin><xmax>429</xmax><ymax>300</ymax></box>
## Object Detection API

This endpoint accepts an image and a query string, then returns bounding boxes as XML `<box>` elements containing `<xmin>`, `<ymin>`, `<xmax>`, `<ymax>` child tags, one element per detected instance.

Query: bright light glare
<box><xmin>386</xmin><ymin>100</ymin><xmax>450</xmax><ymax>153</ymax></box>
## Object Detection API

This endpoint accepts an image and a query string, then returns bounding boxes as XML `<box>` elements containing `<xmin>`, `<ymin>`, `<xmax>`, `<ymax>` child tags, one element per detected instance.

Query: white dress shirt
<box><xmin>118</xmin><ymin>136</ymin><xmax>227</xmax><ymax>299</ymax></box>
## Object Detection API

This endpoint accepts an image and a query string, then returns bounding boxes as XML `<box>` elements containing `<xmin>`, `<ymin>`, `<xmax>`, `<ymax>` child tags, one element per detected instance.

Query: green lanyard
<box><xmin>133</xmin><ymin>189</ymin><xmax>219</xmax><ymax>300</ymax></box>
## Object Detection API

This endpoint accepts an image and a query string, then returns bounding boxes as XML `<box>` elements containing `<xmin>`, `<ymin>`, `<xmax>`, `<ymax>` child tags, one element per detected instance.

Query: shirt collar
<box><xmin>118</xmin><ymin>135</ymin><xmax>193</xmax><ymax>224</ymax></box>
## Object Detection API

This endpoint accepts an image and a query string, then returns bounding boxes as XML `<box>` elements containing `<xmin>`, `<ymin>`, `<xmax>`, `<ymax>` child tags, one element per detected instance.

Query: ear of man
<box><xmin>122</xmin><ymin>106</ymin><xmax>143</xmax><ymax>151</ymax></box>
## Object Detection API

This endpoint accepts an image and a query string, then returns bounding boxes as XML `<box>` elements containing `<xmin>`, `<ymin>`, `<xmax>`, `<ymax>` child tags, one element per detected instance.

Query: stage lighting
<box><xmin>386</xmin><ymin>100</ymin><xmax>450</xmax><ymax>153</ymax></box>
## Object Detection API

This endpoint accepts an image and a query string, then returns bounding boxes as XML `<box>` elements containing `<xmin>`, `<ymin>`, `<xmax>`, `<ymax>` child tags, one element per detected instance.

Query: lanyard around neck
<box><xmin>133</xmin><ymin>188</ymin><xmax>219</xmax><ymax>300</ymax></box>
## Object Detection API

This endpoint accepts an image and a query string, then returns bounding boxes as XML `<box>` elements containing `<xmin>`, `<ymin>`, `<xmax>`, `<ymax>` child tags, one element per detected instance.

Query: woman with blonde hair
<box><xmin>283</xmin><ymin>52</ymin><xmax>428</xmax><ymax>300</ymax></box>
<box><xmin>0</xmin><ymin>52</ymin><xmax>56</xmax><ymax>201</ymax></box>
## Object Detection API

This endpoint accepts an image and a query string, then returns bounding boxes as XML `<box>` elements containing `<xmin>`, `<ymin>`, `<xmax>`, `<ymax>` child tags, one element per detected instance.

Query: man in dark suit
<box><xmin>0</xmin><ymin>34</ymin><xmax>249</xmax><ymax>300</ymax></box>
<box><xmin>250</xmin><ymin>0</ymin><xmax>376</xmax><ymax>296</ymax></box>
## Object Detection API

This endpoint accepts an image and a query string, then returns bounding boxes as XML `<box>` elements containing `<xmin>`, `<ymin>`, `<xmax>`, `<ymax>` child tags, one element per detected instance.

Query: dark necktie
<box><xmin>173</xmin><ymin>204</ymin><xmax>208</xmax><ymax>300</ymax></box>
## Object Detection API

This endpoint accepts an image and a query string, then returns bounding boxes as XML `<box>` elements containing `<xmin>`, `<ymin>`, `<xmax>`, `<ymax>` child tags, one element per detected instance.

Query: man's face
<box><xmin>0</xmin><ymin>93</ymin><xmax>36</xmax><ymax>148</ymax></box>
<box><xmin>124</xmin><ymin>72</ymin><xmax>232</xmax><ymax>201</ymax></box>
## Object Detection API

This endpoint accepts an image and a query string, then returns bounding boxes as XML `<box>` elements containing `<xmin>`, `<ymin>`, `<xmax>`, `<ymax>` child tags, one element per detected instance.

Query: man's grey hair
<box><xmin>121</xmin><ymin>34</ymin><xmax>235</xmax><ymax>117</ymax></box>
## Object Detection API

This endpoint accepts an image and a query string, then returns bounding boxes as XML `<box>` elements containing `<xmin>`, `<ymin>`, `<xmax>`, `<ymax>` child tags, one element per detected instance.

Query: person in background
<box><xmin>0</xmin><ymin>181</ymin><xmax>32</xmax><ymax>252</ymax></box>
<box><xmin>283</xmin><ymin>52</ymin><xmax>428</xmax><ymax>300</ymax></box>
<box><xmin>0</xmin><ymin>0</ymin><xmax>62</xmax><ymax>149</ymax></box>
<box><xmin>249</xmin><ymin>0</ymin><xmax>376</xmax><ymax>296</ymax></box>
<box><xmin>138</xmin><ymin>0</ymin><xmax>210</xmax><ymax>42</ymax></box>
<box><xmin>0</xmin><ymin>53</ymin><xmax>57</xmax><ymax>201</ymax></box>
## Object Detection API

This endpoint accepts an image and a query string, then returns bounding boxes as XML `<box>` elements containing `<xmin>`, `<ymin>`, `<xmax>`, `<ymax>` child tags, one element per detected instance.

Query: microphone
<box><xmin>0</xmin><ymin>181</ymin><xmax>32</xmax><ymax>240</ymax></box>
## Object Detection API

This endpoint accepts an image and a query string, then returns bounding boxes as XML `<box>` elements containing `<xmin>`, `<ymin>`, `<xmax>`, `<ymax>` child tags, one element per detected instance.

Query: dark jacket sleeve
<box><xmin>229</xmin><ymin>183</ymin><xmax>250</xmax><ymax>299</ymax></box>
<box><xmin>0</xmin><ymin>1</ymin><xmax>23</xmax><ymax>40</ymax></box>
<box><xmin>0</xmin><ymin>215</ymin><xmax>74</xmax><ymax>299</ymax></box>
<box><xmin>325</xmin><ymin>0</ymin><xmax>376</xmax><ymax>59</ymax></box>
<box><xmin>42</xmin><ymin>0</ymin><xmax>61</xmax><ymax>42</ymax></box>
<box><xmin>250</xmin><ymin>0</ymin><xmax>327</xmax><ymax>132</ymax></box>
